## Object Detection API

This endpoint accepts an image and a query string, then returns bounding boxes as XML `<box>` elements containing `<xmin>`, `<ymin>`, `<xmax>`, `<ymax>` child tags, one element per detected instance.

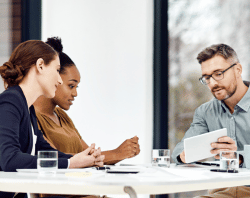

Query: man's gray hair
<box><xmin>197</xmin><ymin>44</ymin><xmax>239</xmax><ymax>64</ymax></box>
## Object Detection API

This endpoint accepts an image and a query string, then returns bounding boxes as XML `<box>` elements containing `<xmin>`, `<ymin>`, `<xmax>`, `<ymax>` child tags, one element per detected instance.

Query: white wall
<box><xmin>42</xmin><ymin>0</ymin><xmax>153</xmax><ymax>165</ymax></box>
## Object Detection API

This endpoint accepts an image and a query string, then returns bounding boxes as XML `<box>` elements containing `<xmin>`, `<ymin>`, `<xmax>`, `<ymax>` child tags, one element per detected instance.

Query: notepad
<box><xmin>184</xmin><ymin>128</ymin><xmax>227</xmax><ymax>163</ymax></box>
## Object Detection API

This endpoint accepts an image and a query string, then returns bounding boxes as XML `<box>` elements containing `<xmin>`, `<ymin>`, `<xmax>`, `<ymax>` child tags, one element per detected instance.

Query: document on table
<box><xmin>184</xmin><ymin>128</ymin><xmax>227</xmax><ymax>163</ymax></box>
<box><xmin>16</xmin><ymin>168</ymin><xmax>98</xmax><ymax>174</ymax></box>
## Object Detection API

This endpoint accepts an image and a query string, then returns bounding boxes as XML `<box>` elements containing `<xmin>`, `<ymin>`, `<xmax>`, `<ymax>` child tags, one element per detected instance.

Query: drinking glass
<box><xmin>37</xmin><ymin>151</ymin><xmax>58</xmax><ymax>174</ymax></box>
<box><xmin>152</xmin><ymin>149</ymin><xmax>170</xmax><ymax>167</ymax></box>
<box><xmin>220</xmin><ymin>151</ymin><xmax>239</xmax><ymax>170</ymax></box>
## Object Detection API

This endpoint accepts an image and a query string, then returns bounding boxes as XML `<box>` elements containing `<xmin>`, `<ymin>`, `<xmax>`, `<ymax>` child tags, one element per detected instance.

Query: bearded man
<box><xmin>172</xmin><ymin>43</ymin><xmax>250</xmax><ymax>198</ymax></box>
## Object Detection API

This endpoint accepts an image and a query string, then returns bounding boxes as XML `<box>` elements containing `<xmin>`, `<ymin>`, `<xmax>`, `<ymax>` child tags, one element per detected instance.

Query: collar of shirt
<box><xmin>218</xmin><ymin>82</ymin><xmax>250</xmax><ymax>113</ymax></box>
<box><xmin>237</xmin><ymin>86</ymin><xmax>250</xmax><ymax>112</ymax></box>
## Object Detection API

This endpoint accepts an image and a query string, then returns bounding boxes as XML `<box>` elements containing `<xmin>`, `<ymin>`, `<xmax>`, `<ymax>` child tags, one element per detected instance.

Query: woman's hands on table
<box><xmin>69</xmin><ymin>143</ymin><xmax>105</xmax><ymax>168</ymax></box>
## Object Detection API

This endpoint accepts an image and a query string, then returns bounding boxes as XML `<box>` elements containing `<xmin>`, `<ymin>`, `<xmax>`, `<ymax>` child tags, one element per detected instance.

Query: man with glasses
<box><xmin>172</xmin><ymin>43</ymin><xmax>250</xmax><ymax>197</ymax></box>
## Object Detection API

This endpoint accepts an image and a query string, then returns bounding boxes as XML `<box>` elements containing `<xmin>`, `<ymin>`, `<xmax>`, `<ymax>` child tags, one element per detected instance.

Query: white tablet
<box><xmin>184</xmin><ymin>128</ymin><xmax>227</xmax><ymax>163</ymax></box>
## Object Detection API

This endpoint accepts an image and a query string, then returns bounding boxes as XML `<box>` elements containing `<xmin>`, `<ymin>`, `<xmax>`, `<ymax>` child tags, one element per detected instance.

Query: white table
<box><xmin>1</xmin><ymin>164</ymin><xmax>250</xmax><ymax>198</ymax></box>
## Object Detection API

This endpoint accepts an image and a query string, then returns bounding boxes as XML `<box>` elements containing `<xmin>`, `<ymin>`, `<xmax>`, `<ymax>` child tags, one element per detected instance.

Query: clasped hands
<box><xmin>180</xmin><ymin>136</ymin><xmax>241</xmax><ymax>164</ymax></box>
<box><xmin>69</xmin><ymin>143</ymin><xmax>105</xmax><ymax>168</ymax></box>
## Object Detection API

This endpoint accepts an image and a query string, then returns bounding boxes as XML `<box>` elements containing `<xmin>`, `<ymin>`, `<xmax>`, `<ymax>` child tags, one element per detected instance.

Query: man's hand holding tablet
<box><xmin>210</xmin><ymin>136</ymin><xmax>237</xmax><ymax>159</ymax></box>
<box><xmin>179</xmin><ymin>128</ymin><xmax>239</xmax><ymax>163</ymax></box>
<box><xmin>180</xmin><ymin>135</ymin><xmax>238</xmax><ymax>163</ymax></box>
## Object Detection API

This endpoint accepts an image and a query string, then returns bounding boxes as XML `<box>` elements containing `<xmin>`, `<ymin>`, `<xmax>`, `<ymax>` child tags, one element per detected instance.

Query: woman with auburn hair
<box><xmin>0</xmin><ymin>40</ymin><xmax>104</xmax><ymax>198</ymax></box>
<box><xmin>34</xmin><ymin>37</ymin><xmax>140</xmax><ymax>166</ymax></box>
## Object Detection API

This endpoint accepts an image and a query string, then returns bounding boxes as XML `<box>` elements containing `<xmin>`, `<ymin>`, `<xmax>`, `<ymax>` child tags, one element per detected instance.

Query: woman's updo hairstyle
<box><xmin>46</xmin><ymin>37</ymin><xmax>75</xmax><ymax>74</ymax></box>
<box><xmin>0</xmin><ymin>40</ymin><xmax>57</xmax><ymax>89</ymax></box>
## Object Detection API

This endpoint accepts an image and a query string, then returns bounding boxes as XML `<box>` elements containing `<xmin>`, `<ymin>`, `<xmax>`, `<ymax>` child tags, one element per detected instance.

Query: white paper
<box><xmin>108</xmin><ymin>166</ymin><xmax>147</xmax><ymax>173</ymax></box>
<box><xmin>16</xmin><ymin>168</ymin><xmax>98</xmax><ymax>174</ymax></box>
<box><xmin>184</xmin><ymin>128</ymin><xmax>227</xmax><ymax>163</ymax></box>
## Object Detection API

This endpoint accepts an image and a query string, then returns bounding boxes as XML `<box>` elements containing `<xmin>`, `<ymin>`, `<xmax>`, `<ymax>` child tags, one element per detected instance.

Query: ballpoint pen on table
<box><xmin>193</xmin><ymin>162</ymin><xmax>220</xmax><ymax>166</ymax></box>
<box><xmin>210</xmin><ymin>169</ymin><xmax>238</xmax><ymax>173</ymax></box>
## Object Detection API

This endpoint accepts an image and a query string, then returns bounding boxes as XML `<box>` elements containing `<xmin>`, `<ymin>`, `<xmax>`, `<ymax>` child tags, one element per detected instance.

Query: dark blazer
<box><xmin>0</xmin><ymin>86</ymin><xmax>72</xmax><ymax>197</ymax></box>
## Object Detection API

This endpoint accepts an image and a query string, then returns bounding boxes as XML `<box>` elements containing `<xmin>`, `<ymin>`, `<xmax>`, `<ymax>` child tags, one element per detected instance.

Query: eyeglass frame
<box><xmin>199</xmin><ymin>63</ymin><xmax>237</xmax><ymax>85</ymax></box>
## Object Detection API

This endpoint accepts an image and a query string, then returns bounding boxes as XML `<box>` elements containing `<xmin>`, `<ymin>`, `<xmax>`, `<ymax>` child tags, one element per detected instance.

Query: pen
<box><xmin>194</xmin><ymin>162</ymin><xmax>220</xmax><ymax>166</ymax></box>
<box><xmin>210</xmin><ymin>169</ymin><xmax>238</xmax><ymax>173</ymax></box>
<box><xmin>95</xmin><ymin>167</ymin><xmax>110</xmax><ymax>170</ymax></box>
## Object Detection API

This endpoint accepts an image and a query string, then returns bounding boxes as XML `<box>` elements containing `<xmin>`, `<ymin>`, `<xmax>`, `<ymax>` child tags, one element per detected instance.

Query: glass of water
<box><xmin>152</xmin><ymin>149</ymin><xmax>170</xmax><ymax>167</ymax></box>
<box><xmin>220</xmin><ymin>151</ymin><xmax>239</xmax><ymax>170</ymax></box>
<box><xmin>37</xmin><ymin>151</ymin><xmax>58</xmax><ymax>174</ymax></box>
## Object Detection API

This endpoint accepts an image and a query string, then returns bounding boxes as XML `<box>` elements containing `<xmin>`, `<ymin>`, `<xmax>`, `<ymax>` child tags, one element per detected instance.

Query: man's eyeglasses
<box><xmin>199</xmin><ymin>63</ymin><xmax>237</xmax><ymax>85</ymax></box>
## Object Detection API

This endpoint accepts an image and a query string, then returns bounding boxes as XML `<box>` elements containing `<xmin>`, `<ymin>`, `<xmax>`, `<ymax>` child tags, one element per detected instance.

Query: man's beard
<box><xmin>212</xmin><ymin>84</ymin><xmax>237</xmax><ymax>101</ymax></box>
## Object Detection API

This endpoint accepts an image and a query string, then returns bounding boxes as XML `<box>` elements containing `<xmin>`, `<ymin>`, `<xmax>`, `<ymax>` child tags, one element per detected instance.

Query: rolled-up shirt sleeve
<box><xmin>171</xmin><ymin>106</ymin><xmax>209</xmax><ymax>164</ymax></box>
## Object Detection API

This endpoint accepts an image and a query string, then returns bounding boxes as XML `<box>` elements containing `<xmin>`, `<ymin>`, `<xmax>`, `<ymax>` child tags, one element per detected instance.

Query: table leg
<box><xmin>124</xmin><ymin>186</ymin><xmax>137</xmax><ymax>198</ymax></box>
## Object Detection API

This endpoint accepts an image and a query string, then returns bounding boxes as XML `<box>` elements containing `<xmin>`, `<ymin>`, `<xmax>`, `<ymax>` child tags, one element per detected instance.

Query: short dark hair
<box><xmin>197</xmin><ymin>44</ymin><xmax>239</xmax><ymax>64</ymax></box>
<box><xmin>46</xmin><ymin>37</ymin><xmax>75</xmax><ymax>74</ymax></box>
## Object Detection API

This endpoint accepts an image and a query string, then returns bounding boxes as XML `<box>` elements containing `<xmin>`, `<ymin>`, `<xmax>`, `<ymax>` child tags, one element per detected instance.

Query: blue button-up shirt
<box><xmin>172</xmin><ymin>82</ymin><xmax>250</xmax><ymax>166</ymax></box>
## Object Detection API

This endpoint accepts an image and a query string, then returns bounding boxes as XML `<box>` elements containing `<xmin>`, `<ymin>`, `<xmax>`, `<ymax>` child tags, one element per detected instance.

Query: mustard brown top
<box><xmin>36</xmin><ymin>107</ymin><xmax>83</xmax><ymax>154</ymax></box>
